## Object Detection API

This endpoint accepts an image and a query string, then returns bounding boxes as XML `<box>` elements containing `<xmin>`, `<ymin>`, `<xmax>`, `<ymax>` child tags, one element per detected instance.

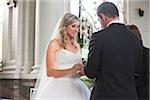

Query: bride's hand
<box><xmin>73</xmin><ymin>63</ymin><xmax>83</xmax><ymax>72</ymax></box>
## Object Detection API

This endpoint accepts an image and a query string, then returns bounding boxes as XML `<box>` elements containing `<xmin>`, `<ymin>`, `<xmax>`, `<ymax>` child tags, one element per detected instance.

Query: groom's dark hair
<box><xmin>97</xmin><ymin>2</ymin><xmax>119</xmax><ymax>18</ymax></box>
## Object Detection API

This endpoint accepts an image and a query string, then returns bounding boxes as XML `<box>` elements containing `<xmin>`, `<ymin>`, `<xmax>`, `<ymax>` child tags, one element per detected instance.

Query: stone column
<box><xmin>14</xmin><ymin>0</ymin><xmax>25</xmax><ymax>78</ymax></box>
<box><xmin>2</xmin><ymin>1</ymin><xmax>17</xmax><ymax>77</ymax></box>
<box><xmin>22</xmin><ymin>0</ymin><xmax>35</xmax><ymax>74</ymax></box>
<box><xmin>2</xmin><ymin>4</ymin><xmax>13</xmax><ymax>65</ymax></box>
<box><xmin>31</xmin><ymin>0</ymin><xmax>41</xmax><ymax>74</ymax></box>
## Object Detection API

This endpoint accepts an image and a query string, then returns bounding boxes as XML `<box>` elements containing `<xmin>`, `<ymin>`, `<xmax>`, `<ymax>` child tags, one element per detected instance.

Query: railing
<box><xmin>30</xmin><ymin>88</ymin><xmax>38</xmax><ymax>100</ymax></box>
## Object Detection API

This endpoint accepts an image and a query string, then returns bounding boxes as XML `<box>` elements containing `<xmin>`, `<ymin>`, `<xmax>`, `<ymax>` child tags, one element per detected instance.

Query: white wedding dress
<box><xmin>32</xmin><ymin>49</ymin><xmax>90</xmax><ymax>100</ymax></box>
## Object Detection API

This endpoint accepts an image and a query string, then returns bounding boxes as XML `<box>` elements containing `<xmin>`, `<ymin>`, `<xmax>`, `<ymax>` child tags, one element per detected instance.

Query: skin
<box><xmin>65</xmin><ymin>21</ymin><xmax>80</xmax><ymax>53</ymax></box>
<box><xmin>66</xmin><ymin>21</ymin><xmax>79</xmax><ymax>39</ymax></box>
<box><xmin>46</xmin><ymin>21</ymin><xmax>83</xmax><ymax>78</ymax></box>
<box><xmin>99</xmin><ymin>13</ymin><xmax>119</xmax><ymax>28</ymax></box>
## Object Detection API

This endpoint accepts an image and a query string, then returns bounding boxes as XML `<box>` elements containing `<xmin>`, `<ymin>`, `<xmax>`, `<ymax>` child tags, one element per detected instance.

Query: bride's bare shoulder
<box><xmin>49</xmin><ymin>39</ymin><xmax>59</xmax><ymax>45</ymax></box>
<box><xmin>47</xmin><ymin>39</ymin><xmax>60</xmax><ymax>51</ymax></box>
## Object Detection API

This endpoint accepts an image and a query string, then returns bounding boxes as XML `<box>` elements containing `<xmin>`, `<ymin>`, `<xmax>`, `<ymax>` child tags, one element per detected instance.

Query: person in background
<box><xmin>84</xmin><ymin>2</ymin><xmax>143</xmax><ymax>100</ymax></box>
<box><xmin>127</xmin><ymin>24</ymin><xmax>149</xmax><ymax>100</ymax></box>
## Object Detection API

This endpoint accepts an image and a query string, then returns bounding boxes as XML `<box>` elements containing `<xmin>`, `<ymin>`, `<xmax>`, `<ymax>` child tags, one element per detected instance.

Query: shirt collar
<box><xmin>107</xmin><ymin>20</ymin><xmax>123</xmax><ymax>27</ymax></box>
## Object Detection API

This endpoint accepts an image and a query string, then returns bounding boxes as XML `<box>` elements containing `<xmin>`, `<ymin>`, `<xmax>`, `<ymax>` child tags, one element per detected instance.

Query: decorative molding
<box><xmin>6</xmin><ymin>0</ymin><xmax>17</xmax><ymax>8</ymax></box>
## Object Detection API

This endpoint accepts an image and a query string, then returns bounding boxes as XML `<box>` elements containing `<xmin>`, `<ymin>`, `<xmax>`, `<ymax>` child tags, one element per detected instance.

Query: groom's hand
<box><xmin>78</xmin><ymin>68</ymin><xmax>85</xmax><ymax>76</ymax></box>
<box><xmin>74</xmin><ymin>63</ymin><xmax>83</xmax><ymax>70</ymax></box>
<box><xmin>75</xmin><ymin>63</ymin><xmax>85</xmax><ymax>76</ymax></box>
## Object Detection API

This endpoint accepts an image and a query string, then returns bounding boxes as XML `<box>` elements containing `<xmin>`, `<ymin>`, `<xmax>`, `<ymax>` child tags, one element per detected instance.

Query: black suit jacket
<box><xmin>85</xmin><ymin>23</ymin><xmax>142</xmax><ymax>100</ymax></box>
<box><xmin>135</xmin><ymin>46</ymin><xmax>149</xmax><ymax>100</ymax></box>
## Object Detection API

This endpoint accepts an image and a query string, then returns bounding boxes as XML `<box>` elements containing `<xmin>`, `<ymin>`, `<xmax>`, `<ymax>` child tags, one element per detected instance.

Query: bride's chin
<box><xmin>69</xmin><ymin>35</ymin><xmax>75</xmax><ymax>39</ymax></box>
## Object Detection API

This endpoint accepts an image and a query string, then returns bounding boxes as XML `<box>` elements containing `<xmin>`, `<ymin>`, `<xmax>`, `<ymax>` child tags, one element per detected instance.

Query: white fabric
<box><xmin>31</xmin><ymin>14</ymin><xmax>90</xmax><ymax>100</ymax></box>
<box><xmin>31</xmin><ymin>49</ymin><xmax>90</xmax><ymax>100</ymax></box>
<box><xmin>31</xmin><ymin>15</ymin><xmax>63</xmax><ymax>100</ymax></box>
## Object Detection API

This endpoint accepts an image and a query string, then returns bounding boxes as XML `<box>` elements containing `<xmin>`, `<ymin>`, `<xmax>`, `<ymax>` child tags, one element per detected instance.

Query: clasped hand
<box><xmin>73</xmin><ymin>63</ymin><xmax>85</xmax><ymax>76</ymax></box>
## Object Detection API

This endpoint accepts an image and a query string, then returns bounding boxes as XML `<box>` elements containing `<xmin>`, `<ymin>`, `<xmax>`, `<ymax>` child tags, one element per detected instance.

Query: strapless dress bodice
<box><xmin>54</xmin><ymin>49</ymin><xmax>82</xmax><ymax>78</ymax></box>
<box><xmin>54</xmin><ymin>49</ymin><xmax>81</xmax><ymax>69</ymax></box>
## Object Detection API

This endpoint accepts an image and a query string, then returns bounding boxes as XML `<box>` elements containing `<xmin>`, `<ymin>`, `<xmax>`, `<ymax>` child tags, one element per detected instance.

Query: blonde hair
<box><xmin>55</xmin><ymin>13</ymin><xmax>79</xmax><ymax>49</ymax></box>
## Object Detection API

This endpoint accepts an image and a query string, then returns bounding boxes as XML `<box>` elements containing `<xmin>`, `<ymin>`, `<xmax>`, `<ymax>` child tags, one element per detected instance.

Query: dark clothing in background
<box><xmin>135</xmin><ymin>46</ymin><xmax>149</xmax><ymax>100</ymax></box>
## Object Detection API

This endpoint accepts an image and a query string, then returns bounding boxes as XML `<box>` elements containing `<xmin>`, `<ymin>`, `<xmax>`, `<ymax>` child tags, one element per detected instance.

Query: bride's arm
<box><xmin>46</xmin><ymin>40</ymin><xmax>83</xmax><ymax>78</ymax></box>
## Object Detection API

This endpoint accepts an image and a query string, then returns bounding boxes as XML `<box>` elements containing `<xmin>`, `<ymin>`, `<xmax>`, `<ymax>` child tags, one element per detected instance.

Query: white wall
<box><xmin>128</xmin><ymin>0</ymin><xmax>150</xmax><ymax>48</ymax></box>
<box><xmin>37</xmin><ymin>0</ymin><xmax>66</xmax><ymax>61</ymax></box>
<box><xmin>31</xmin><ymin>0</ymin><xmax>68</xmax><ymax>74</ymax></box>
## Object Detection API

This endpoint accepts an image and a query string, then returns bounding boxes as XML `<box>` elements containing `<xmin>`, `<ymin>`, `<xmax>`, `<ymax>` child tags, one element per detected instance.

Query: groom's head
<box><xmin>97</xmin><ymin>2</ymin><xmax>119</xmax><ymax>28</ymax></box>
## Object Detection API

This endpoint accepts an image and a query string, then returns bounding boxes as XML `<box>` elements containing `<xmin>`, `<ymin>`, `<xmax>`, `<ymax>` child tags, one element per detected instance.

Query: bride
<box><xmin>31</xmin><ymin>13</ymin><xmax>90</xmax><ymax>100</ymax></box>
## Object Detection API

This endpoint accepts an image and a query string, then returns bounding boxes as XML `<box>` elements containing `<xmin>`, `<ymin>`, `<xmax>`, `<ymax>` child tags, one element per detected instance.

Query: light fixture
<box><xmin>138</xmin><ymin>8</ymin><xmax>144</xmax><ymax>17</ymax></box>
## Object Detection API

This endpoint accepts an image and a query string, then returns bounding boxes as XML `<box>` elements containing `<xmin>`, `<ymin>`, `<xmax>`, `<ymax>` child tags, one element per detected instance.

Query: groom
<box><xmin>84</xmin><ymin>2</ymin><xmax>142</xmax><ymax>100</ymax></box>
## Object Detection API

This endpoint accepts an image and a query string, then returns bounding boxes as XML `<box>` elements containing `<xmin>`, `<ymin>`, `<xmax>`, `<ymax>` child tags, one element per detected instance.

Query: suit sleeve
<box><xmin>134</xmin><ymin>42</ymin><xmax>143</xmax><ymax>87</ymax></box>
<box><xmin>84</xmin><ymin>33</ymin><xmax>102</xmax><ymax>79</ymax></box>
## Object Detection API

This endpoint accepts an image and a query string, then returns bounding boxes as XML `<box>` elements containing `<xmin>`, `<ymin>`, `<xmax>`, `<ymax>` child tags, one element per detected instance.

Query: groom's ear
<box><xmin>98</xmin><ymin>13</ymin><xmax>102</xmax><ymax>19</ymax></box>
<box><xmin>99</xmin><ymin>13</ymin><xmax>107</xmax><ymax>22</ymax></box>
